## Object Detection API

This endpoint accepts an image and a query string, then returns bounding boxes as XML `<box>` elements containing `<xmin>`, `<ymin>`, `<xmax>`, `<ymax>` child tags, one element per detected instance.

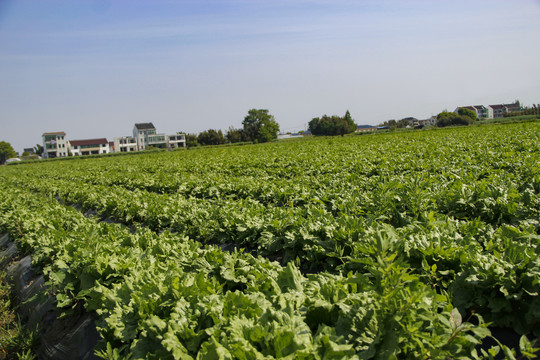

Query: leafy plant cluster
<box><xmin>0</xmin><ymin>186</ymin><xmax>501</xmax><ymax>359</ymax></box>
<box><xmin>0</xmin><ymin>122</ymin><xmax>539</xmax><ymax>358</ymax></box>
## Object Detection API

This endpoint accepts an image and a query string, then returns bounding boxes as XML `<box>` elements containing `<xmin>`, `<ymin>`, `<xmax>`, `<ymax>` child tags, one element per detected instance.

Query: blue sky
<box><xmin>1</xmin><ymin>0</ymin><xmax>539</xmax><ymax>152</ymax></box>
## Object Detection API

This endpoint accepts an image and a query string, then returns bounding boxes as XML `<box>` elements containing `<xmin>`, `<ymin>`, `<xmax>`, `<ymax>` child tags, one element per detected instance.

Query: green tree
<box><xmin>242</xmin><ymin>109</ymin><xmax>280</xmax><ymax>143</ymax></box>
<box><xmin>226</xmin><ymin>126</ymin><xmax>244</xmax><ymax>143</ymax></box>
<box><xmin>344</xmin><ymin>110</ymin><xmax>353</xmax><ymax>123</ymax></box>
<box><xmin>343</xmin><ymin>110</ymin><xmax>356</xmax><ymax>133</ymax></box>
<box><xmin>198</xmin><ymin>129</ymin><xmax>225</xmax><ymax>146</ymax></box>
<box><xmin>0</xmin><ymin>141</ymin><xmax>17</xmax><ymax>164</ymax></box>
<box><xmin>457</xmin><ymin>107</ymin><xmax>478</xmax><ymax>122</ymax></box>
<box><xmin>308</xmin><ymin>111</ymin><xmax>356</xmax><ymax>136</ymax></box>
<box><xmin>33</xmin><ymin>144</ymin><xmax>44</xmax><ymax>156</ymax></box>
<box><xmin>380</xmin><ymin>119</ymin><xmax>397</xmax><ymax>128</ymax></box>
<box><xmin>181</xmin><ymin>133</ymin><xmax>199</xmax><ymax>148</ymax></box>
<box><xmin>436</xmin><ymin>111</ymin><xmax>473</xmax><ymax>127</ymax></box>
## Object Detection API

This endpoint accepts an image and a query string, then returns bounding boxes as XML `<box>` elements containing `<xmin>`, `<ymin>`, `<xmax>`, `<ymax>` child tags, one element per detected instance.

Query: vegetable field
<box><xmin>1</xmin><ymin>122</ymin><xmax>539</xmax><ymax>359</ymax></box>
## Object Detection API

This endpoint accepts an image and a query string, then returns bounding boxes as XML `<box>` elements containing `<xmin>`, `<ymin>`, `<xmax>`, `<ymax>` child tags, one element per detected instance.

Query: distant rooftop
<box><xmin>69</xmin><ymin>138</ymin><xmax>108</xmax><ymax>147</ymax></box>
<box><xmin>43</xmin><ymin>131</ymin><xmax>66</xmax><ymax>135</ymax></box>
<box><xmin>134</xmin><ymin>123</ymin><xmax>156</xmax><ymax>130</ymax></box>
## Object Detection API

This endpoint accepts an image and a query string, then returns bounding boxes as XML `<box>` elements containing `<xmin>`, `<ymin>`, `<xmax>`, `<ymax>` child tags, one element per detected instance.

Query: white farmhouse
<box><xmin>114</xmin><ymin>136</ymin><xmax>138</xmax><ymax>153</ymax></box>
<box><xmin>42</xmin><ymin>132</ymin><xmax>68</xmax><ymax>158</ymax></box>
<box><xmin>69</xmin><ymin>138</ymin><xmax>110</xmax><ymax>156</ymax></box>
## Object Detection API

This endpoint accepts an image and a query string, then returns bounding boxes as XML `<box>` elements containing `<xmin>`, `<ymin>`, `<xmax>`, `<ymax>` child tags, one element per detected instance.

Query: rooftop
<box><xmin>134</xmin><ymin>123</ymin><xmax>156</xmax><ymax>130</ymax></box>
<box><xmin>43</xmin><ymin>131</ymin><xmax>66</xmax><ymax>135</ymax></box>
<box><xmin>69</xmin><ymin>138</ymin><xmax>108</xmax><ymax>147</ymax></box>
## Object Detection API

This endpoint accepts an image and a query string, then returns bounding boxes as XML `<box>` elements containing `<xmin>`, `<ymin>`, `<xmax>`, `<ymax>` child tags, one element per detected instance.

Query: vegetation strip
<box><xmin>0</xmin><ymin>122</ymin><xmax>539</xmax><ymax>359</ymax></box>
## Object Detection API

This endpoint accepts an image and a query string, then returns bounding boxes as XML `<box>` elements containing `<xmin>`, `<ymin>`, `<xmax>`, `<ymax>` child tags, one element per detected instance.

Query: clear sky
<box><xmin>1</xmin><ymin>0</ymin><xmax>539</xmax><ymax>153</ymax></box>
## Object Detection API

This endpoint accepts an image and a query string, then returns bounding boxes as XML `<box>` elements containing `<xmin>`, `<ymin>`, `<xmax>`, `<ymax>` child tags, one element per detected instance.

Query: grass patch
<box><xmin>476</xmin><ymin>114</ymin><xmax>540</xmax><ymax>125</ymax></box>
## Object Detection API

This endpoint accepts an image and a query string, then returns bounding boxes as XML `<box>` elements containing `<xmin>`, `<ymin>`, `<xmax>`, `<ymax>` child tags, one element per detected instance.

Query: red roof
<box><xmin>43</xmin><ymin>131</ymin><xmax>66</xmax><ymax>135</ymax></box>
<box><xmin>69</xmin><ymin>138</ymin><xmax>108</xmax><ymax>147</ymax></box>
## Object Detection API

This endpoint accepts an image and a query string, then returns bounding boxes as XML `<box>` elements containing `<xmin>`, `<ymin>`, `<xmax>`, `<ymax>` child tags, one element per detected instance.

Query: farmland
<box><xmin>1</xmin><ymin>122</ymin><xmax>539</xmax><ymax>359</ymax></box>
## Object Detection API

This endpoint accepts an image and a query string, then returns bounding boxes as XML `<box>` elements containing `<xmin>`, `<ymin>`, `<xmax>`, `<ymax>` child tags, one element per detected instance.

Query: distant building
<box><xmin>69</xmin><ymin>138</ymin><xmax>110</xmax><ymax>156</ymax></box>
<box><xmin>147</xmin><ymin>133</ymin><xmax>168</xmax><ymax>149</ymax></box>
<box><xmin>114</xmin><ymin>123</ymin><xmax>186</xmax><ymax>152</ymax></box>
<box><xmin>401</xmin><ymin>117</ymin><xmax>418</xmax><ymax>126</ymax></box>
<box><xmin>42</xmin><ymin>132</ymin><xmax>68</xmax><ymax>158</ymax></box>
<box><xmin>489</xmin><ymin>102</ymin><xmax>522</xmax><ymax>118</ymax></box>
<box><xmin>355</xmin><ymin>125</ymin><xmax>377</xmax><ymax>132</ymax></box>
<box><xmin>23</xmin><ymin>148</ymin><xmax>35</xmax><ymax>154</ymax></box>
<box><xmin>277</xmin><ymin>132</ymin><xmax>305</xmax><ymax>140</ymax></box>
<box><xmin>455</xmin><ymin>105</ymin><xmax>493</xmax><ymax>119</ymax></box>
<box><xmin>417</xmin><ymin>116</ymin><xmax>437</xmax><ymax>127</ymax></box>
<box><xmin>113</xmin><ymin>136</ymin><xmax>138</xmax><ymax>153</ymax></box>
<box><xmin>168</xmin><ymin>134</ymin><xmax>186</xmax><ymax>149</ymax></box>
<box><xmin>133</xmin><ymin>123</ymin><xmax>159</xmax><ymax>151</ymax></box>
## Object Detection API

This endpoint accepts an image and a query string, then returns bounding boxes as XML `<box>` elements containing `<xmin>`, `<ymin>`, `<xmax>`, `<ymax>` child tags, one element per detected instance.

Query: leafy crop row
<box><xmin>0</xmin><ymin>122</ymin><xmax>539</xmax><ymax>358</ymax></box>
<box><xmin>0</xmin><ymin>185</ymin><xmax>505</xmax><ymax>359</ymax></box>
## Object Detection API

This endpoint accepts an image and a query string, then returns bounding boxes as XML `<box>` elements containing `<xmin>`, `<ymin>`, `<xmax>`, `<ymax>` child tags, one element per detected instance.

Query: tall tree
<box><xmin>343</xmin><ymin>110</ymin><xmax>356</xmax><ymax>133</ymax></box>
<box><xmin>242</xmin><ymin>109</ymin><xmax>279</xmax><ymax>143</ymax></box>
<box><xmin>0</xmin><ymin>141</ymin><xmax>17</xmax><ymax>164</ymax></box>
<box><xmin>34</xmin><ymin>143</ymin><xmax>44</xmax><ymax>156</ymax></box>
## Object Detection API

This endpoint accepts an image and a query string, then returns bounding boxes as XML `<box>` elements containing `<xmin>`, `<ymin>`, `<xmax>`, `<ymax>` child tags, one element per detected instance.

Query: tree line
<box><xmin>183</xmin><ymin>109</ymin><xmax>280</xmax><ymax>147</ymax></box>
<box><xmin>380</xmin><ymin>117</ymin><xmax>420</xmax><ymax>129</ymax></box>
<box><xmin>187</xmin><ymin>109</ymin><xmax>359</xmax><ymax>147</ymax></box>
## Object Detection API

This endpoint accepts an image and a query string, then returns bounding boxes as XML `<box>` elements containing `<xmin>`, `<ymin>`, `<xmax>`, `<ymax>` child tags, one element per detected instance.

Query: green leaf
<box><xmin>449</xmin><ymin>308</ymin><xmax>462</xmax><ymax>331</ymax></box>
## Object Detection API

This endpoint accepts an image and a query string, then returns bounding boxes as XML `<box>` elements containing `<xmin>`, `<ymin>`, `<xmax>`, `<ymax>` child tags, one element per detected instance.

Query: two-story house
<box><xmin>113</xmin><ymin>136</ymin><xmax>138</xmax><ymax>152</ymax></box>
<box><xmin>69</xmin><ymin>138</ymin><xmax>110</xmax><ymax>156</ymax></box>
